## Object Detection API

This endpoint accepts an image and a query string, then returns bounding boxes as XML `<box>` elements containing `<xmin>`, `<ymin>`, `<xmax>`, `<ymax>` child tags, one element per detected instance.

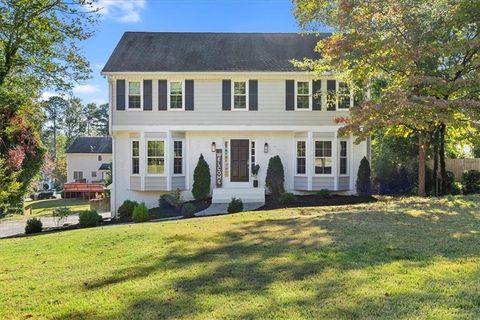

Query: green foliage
<box><xmin>444</xmin><ymin>171</ymin><xmax>462</xmax><ymax>195</ymax></box>
<box><xmin>118</xmin><ymin>200</ymin><xmax>138</xmax><ymax>220</ymax></box>
<box><xmin>462</xmin><ymin>170</ymin><xmax>480</xmax><ymax>195</ymax></box>
<box><xmin>278</xmin><ymin>192</ymin><xmax>296</xmax><ymax>206</ymax></box>
<box><xmin>265</xmin><ymin>155</ymin><xmax>285</xmax><ymax>198</ymax></box>
<box><xmin>192</xmin><ymin>154</ymin><xmax>211</xmax><ymax>200</ymax></box>
<box><xmin>132</xmin><ymin>203</ymin><xmax>149</xmax><ymax>223</ymax></box>
<box><xmin>52</xmin><ymin>206</ymin><xmax>71</xmax><ymax>226</ymax></box>
<box><xmin>227</xmin><ymin>198</ymin><xmax>243</xmax><ymax>214</ymax></box>
<box><xmin>357</xmin><ymin>157</ymin><xmax>372</xmax><ymax>196</ymax></box>
<box><xmin>181</xmin><ymin>203</ymin><xmax>196</xmax><ymax>218</ymax></box>
<box><xmin>316</xmin><ymin>189</ymin><xmax>331</xmax><ymax>199</ymax></box>
<box><xmin>78</xmin><ymin>210</ymin><xmax>101</xmax><ymax>228</ymax></box>
<box><xmin>25</xmin><ymin>218</ymin><xmax>43</xmax><ymax>234</ymax></box>
<box><xmin>104</xmin><ymin>162</ymin><xmax>112</xmax><ymax>187</ymax></box>
<box><xmin>158</xmin><ymin>189</ymin><xmax>183</xmax><ymax>210</ymax></box>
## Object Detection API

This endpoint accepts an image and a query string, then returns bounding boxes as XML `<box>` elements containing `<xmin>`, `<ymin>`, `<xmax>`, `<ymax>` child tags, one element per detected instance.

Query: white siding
<box><xmin>66</xmin><ymin>153</ymin><xmax>112</xmax><ymax>183</ymax></box>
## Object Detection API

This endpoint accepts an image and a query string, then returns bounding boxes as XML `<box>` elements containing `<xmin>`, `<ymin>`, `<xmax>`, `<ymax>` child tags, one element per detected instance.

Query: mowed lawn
<box><xmin>1</xmin><ymin>196</ymin><xmax>480</xmax><ymax>319</ymax></box>
<box><xmin>20</xmin><ymin>198</ymin><xmax>90</xmax><ymax>219</ymax></box>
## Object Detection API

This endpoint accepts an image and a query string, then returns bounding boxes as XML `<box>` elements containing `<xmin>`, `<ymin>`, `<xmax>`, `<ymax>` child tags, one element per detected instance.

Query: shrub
<box><xmin>265</xmin><ymin>155</ymin><xmax>285</xmax><ymax>198</ymax></box>
<box><xmin>462</xmin><ymin>170</ymin><xmax>480</xmax><ymax>194</ymax></box>
<box><xmin>25</xmin><ymin>218</ymin><xmax>42</xmax><ymax>234</ymax></box>
<box><xmin>181</xmin><ymin>203</ymin><xmax>196</xmax><ymax>218</ymax></box>
<box><xmin>278</xmin><ymin>192</ymin><xmax>296</xmax><ymax>206</ymax></box>
<box><xmin>52</xmin><ymin>207</ymin><xmax>70</xmax><ymax>226</ymax></box>
<box><xmin>227</xmin><ymin>198</ymin><xmax>243</xmax><ymax>213</ymax></box>
<box><xmin>132</xmin><ymin>203</ymin><xmax>149</xmax><ymax>223</ymax></box>
<box><xmin>158</xmin><ymin>189</ymin><xmax>183</xmax><ymax>210</ymax></box>
<box><xmin>192</xmin><ymin>154</ymin><xmax>211</xmax><ymax>200</ymax></box>
<box><xmin>118</xmin><ymin>200</ymin><xmax>138</xmax><ymax>220</ymax></box>
<box><xmin>79</xmin><ymin>210</ymin><xmax>101</xmax><ymax>228</ymax></box>
<box><xmin>444</xmin><ymin>171</ymin><xmax>462</xmax><ymax>195</ymax></box>
<box><xmin>317</xmin><ymin>189</ymin><xmax>331</xmax><ymax>198</ymax></box>
<box><xmin>356</xmin><ymin>157</ymin><xmax>372</xmax><ymax>196</ymax></box>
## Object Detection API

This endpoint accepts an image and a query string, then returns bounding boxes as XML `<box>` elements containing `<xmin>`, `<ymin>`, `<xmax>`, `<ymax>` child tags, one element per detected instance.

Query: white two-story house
<box><xmin>66</xmin><ymin>137</ymin><xmax>112</xmax><ymax>183</ymax></box>
<box><xmin>102</xmin><ymin>32</ymin><xmax>369</xmax><ymax>214</ymax></box>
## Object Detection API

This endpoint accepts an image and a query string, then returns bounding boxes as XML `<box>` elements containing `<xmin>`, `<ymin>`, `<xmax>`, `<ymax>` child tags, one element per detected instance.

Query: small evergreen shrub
<box><xmin>25</xmin><ymin>218</ymin><xmax>43</xmax><ymax>234</ymax></box>
<box><xmin>444</xmin><ymin>171</ymin><xmax>462</xmax><ymax>195</ymax></box>
<box><xmin>317</xmin><ymin>189</ymin><xmax>331</xmax><ymax>198</ymax></box>
<box><xmin>158</xmin><ymin>189</ymin><xmax>183</xmax><ymax>210</ymax></box>
<box><xmin>79</xmin><ymin>210</ymin><xmax>101</xmax><ymax>228</ymax></box>
<box><xmin>118</xmin><ymin>200</ymin><xmax>138</xmax><ymax>220</ymax></box>
<box><xmin>265</xmin><ymin>155</ymin><xmax>285</xmax><ymax>198</ymax></box>
<box><xmin>278</xmin><ymin>192</ymin><xmax>296</xmax><ymax>206</ymax></box>
<box><xmin>132</xmin><ymin>203</ymin><xmax>149</xmax><ymax>223</ymax></box>
<box><xmin>52</xmin><ymin>207</ymin><xmax>71</xmax><ymax>226</ymax></box>
<box><xmin>227</xmin><ymin>198</ymin><xmax>243</xmax><ymax>213</ymax></box>
<box><xmin>181</xmin><ymin>203</ymin><xmax>196</xmax><ymax>218</ymax></box>
<box><xmin>462</xmin><ymin>170</ymin><xmax>480</xmax><ymax>194</ymax></box>
<box><xmin>356</xmin><ymin>157</ymin><xmax>372</xmax><ymax>196</ymax></box>
<box><xmin>192</xmin><ymin>154</ymin><xmax>211</xmax><ymax>200</ymax></box>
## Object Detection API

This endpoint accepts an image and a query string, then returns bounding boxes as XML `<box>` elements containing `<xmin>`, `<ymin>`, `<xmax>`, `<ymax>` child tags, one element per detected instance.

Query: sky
<box><xmin>46</xmin><ymin>0</ymin><xmax>305</xmax><ymax>105</ymax></box>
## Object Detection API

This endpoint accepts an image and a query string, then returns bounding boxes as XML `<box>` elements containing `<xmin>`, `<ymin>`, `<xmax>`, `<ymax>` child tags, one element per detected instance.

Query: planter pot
<box><xmin>253</xmin><ymin>180</ymin><xmax>259</xmax><ymax>188</ymax></box>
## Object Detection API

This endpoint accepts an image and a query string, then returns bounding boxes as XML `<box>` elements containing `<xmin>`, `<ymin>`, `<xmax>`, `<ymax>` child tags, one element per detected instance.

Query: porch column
<box><xmin>333</xmin><ymin>131</ymin><xmax>338</xmax><ymax>190</ymax></box>
<box><xmin>307</xmin><ymin>131</ymin><xmax>313</xmax><ymax>191</ymax></box>
<box><xmin>166</xmin><ymin>131</ymin><xmax>172</xmax><ymax>191</ymax></box>
<box><xmin>140</xmin><ymin>131</ymin><xmax>145</xmax><ymax>191</ymax></box>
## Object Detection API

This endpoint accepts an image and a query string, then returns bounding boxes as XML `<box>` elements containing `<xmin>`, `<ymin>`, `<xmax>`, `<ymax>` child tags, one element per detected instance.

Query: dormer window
<box><xmin>233</xmin><ymin>81</ymin><xmax>247</xmax><ymax>109</ymax></box>
<box><xmin>296</xmin><ymin>81</ymin><xmax>310</xmax><ymax>109</ymax></box>
<box><xmin>169</xmin><ymin>81</ymin><xmax>183</xmax><ymax>109</ymax></box>
<box><xmin>128</xmin><ymin>81</ymin><xmax>141</xmax><ymax>109</ymax></box>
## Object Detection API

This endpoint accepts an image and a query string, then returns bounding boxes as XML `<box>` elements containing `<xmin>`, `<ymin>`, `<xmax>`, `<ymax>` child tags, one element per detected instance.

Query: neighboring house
<box><xmin>66</xmin><ymin>137</ymin><xmax>112</xmax><ymax>183</ymax></box>
<box><xmin>102</xmin><ymin>32</ymin><xmax>369</xmax><ymax>214</ymax></box>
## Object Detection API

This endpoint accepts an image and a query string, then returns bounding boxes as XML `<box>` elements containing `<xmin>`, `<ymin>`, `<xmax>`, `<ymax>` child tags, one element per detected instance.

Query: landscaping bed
<box><xmin>258</xmin><ymin>194</ymin><xmax>377</xmax><ymax>211</ymax></box>
<box><xmin>148</xmin><ymin>198</ymin><xmax>212</xmax><ymax>219</ymax></box>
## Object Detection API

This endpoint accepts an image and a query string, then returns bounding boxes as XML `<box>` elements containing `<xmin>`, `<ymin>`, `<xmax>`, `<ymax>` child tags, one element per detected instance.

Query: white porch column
<box><xmin>333</xmin><ymin>131</ymin><xmax>338</xmax><ymax>191</ymax></box>
<box><xmin>166</xmin><ymin>131</ymin><xmax>172</xmax><ymax>191</ymax></box>
<box><xmin>307</xmin><ymin>131</ymin><xmax>313</xmax><ymax>191</ymax></box>
<box><xmin>140</xmin><ymin>131</ymin><xmax>145</xmax><ymax>191</ymax></box>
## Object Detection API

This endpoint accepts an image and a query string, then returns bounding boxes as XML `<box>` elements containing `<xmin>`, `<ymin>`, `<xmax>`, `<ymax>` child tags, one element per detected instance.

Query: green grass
<box><xmin>1</xmin><ymin>195</ymin><xmax>480</xmax><ymax>319</ymax></box>
<box><xmin>16</xmin><ymin>198</ymin><xmax>90</xmax><ymax>220</ymax></box>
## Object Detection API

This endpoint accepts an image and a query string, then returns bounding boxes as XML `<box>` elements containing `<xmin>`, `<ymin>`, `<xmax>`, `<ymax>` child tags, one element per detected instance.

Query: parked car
<box><xmin>30</xmin><ymin>190</ymin><xmax>56</xmax><ymax>200</ymax></box>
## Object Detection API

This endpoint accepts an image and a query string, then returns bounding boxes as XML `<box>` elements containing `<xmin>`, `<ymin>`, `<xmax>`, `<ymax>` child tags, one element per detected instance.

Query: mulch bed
<box><xmin>257</xmin><ymin>194</ymin><xmax>377</xmax><ymax>211</ymax></box>
<box><xmin>148</xmin><ymin>198</ymin><xmax>212</xmax><ymax>219</ymax></box>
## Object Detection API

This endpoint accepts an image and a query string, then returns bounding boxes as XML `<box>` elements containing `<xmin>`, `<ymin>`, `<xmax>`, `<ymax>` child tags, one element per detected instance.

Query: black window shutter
<box><xmin>222</xmin><ymin>80</ymin><xmax>231</xmax><ymax>111</ymax></box>
<box><xmin>143</xmin><ymin>80</ymin><xmax>152</xmax><ymax>110</ymax></box>
<box><xmin>312</xmin><ymin>80</ymin><xmax>322</xmax><ymax>111</ymax></box>
<box><xmin>116</xmin><ymin>80</ymin><xmax>125</xmax><ymax>110</ymax></box>
<box><xmin>285</xmin><ymin>80</ymin><xmax>295</xmax><ymax>110</ymax></box>
<box><xmin>185</xmin><ymin>80</ymin><xmax>194</xmax><ymax>111</ymax></box>
<box><xmin>327</xmin><ymin>80</ymin><xmax>336</xmax><ymax>111</ymax></box>
<box><xmin>158</xmin><ymin>80</ymin><xmax>167</xmax><ymax>110</ymax></box>
<box><xmin>249</xmin><ymin>80</ymin><xmax>258</xmax><ymax>111</ymax></box>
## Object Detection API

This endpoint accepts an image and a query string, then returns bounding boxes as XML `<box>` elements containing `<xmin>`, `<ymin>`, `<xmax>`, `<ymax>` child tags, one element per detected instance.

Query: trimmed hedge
<box><xmin>132</xmin><ymin>203</ymin><xmax>149</xmax><ymax>223</ymax></box>
<box><xmin>25</xmin><ymin>218</ymin><xmax>42</xmax><ymax>234</ymax></box>
<box><xmin>79</xmin><ymin>210</ymin><xmax>101</xmax><ymax>228</ymax></box>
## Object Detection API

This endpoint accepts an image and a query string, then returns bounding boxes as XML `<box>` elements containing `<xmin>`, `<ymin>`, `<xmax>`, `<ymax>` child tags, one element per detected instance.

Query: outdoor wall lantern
<box><xmin>264</xmin><ymin>142</ymin><xmax>269</xmax><ymax>153</ymax></box>
<box><xmin>211</xmin><ymin>142</ymin><xmax>216</xmax><ymax>153</ymax></box>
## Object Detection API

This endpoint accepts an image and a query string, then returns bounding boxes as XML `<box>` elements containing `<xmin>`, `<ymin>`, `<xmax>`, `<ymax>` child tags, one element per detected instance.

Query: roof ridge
<box><xmin>123</xmin><ymin>31</ymin><xmax>331</xmax><ymax>35</ymax></box>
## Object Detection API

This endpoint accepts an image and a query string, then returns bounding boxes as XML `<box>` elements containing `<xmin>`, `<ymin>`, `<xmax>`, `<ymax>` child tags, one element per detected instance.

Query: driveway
<box><xmin>0</xmin><ymin>212</ymin><xmax>111</xmax><ymax>238</ymax></box>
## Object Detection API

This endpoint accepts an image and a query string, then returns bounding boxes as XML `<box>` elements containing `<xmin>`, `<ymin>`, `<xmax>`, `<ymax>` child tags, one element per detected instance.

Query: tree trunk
<box><xmin>418</xmin><ymin>133</ymin><xmax>429</xmax><ymax>197</ymax></box>
<box><xmin>433</xmin><ymin>137</ymin><xmax>438</xmax><ymax>196</ymax></box>
<box><xmin>439</xmin><ymin>123</ymin><xmax>447</xmax><ymax>195</ymax></box>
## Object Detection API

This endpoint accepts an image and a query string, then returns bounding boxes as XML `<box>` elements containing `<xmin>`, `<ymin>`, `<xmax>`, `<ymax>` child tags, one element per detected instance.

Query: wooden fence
<box><xmin>429</xmin><ymin>158</ymin><xmax>480</xmax><ymax>181</ymax></box>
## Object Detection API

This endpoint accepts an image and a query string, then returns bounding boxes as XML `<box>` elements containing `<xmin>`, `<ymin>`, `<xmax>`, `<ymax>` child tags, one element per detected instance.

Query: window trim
<box><xmin>145</xmin><ymin>139</ymin><xmax>166</xmax><ymax>176</ymax></box>
<box><xmin>294</xmin><ymin>80</ymin><xmax>312</xmax><ymax>111</ymax></box>
<box><xmin>173</xmin><ymin>140</ymin><xmax>185</xmax><ymax>176</ymax></box>
<box><xmin>168</xmin><ymin>80</ymin><xmax>185</xmax><ymax>111</ymax></box>
<box><xmin>131</xmin><ymin>139</ymin><xmax>140</xmax><ymax>176</ymax></box>
<box><xmin>295</xmin><ymin>140</ymin><xmax>307</xmax><ymax>176</ymax></box>
<box><xmin>339</xmin><ymin>140</ymin><xmax>349</xmax><ymax>176</ymax></box>
<box><xmin>126</xmin><ymin>80</ymin><xmax>143</xmax><ymax>110</ymax></box>
<box><xmin>313</xmin><ymin>140</ymin><xmax>334</xmax><ymax>177</ymax></box>
<box><xmin>231</xmin><ymin>80</ymin><xmax>249</xmax><ymax>111</ymax></box>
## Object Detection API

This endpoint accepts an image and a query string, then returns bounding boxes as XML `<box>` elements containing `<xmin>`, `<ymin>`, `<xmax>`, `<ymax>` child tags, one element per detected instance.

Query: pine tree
<box><xmin>192</xmin><ymin>154</ymin><xmax>211</xmax><ymax>200</ymax></box>
<box><xmin>356</xmin><ymin>157</ymin><xmax>372</xmax><ymax>196</ymax></box>
<box><xmin>265</xmin><ymin>155</ymin><xmax>285</xmax><ymax>198</ymax></box>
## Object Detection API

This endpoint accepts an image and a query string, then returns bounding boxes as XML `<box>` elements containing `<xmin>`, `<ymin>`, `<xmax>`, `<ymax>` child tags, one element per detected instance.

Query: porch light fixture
<box><xmin>264</xmin><ymin>142</ymin><xmax>269</xmax><ymax>153</ymax></box>
<box><xmin>211</xmin><ymin>142</ymin><xmax>216</xmax><ymax>153</ymax></box>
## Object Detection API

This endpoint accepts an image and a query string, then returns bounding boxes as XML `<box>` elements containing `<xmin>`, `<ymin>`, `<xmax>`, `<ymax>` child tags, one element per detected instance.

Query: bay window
<box><xmin>296</xmin><ymin>141</ymin><xmax>306</xmax><ymax>174</ymax></box>
<box><xmin>173</xmin><ymin>141</ymin><xmax>183</xmax><ymax>174</ymax></box>
<box><xmin>315</xmin><ymin>141</ymin><xmax>332</xmax><ymax>174</ymax></box>
<box><xmin>131</xmin><ymin>140</ymin><xmax>139</xmax><ymax>174</ymax></box>
<box><xmin>147</xmin><ymin>140</ymin><xmax>164</xmax><ymax>174</ymax></box>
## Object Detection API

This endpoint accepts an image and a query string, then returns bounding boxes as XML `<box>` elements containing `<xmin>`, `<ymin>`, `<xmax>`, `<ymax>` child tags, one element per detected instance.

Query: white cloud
<box><xmin>93</xmin><ymin>0</ymin><xmax>146</xmax><ymax>23</ymax></box>
<box><xmin>73</xmin><ymin>84</ymin><xmax>100</xmax><ymax>95</ymax></box>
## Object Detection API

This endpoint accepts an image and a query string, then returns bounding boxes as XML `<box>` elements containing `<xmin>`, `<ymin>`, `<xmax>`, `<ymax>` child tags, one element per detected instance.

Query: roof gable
<box><xmin>102</xmin><ymin>32</ymin><xmax>328</xmax><ymax>73</ymax></box>
<box><xmin>66</xmin><ymin>137</ymin><xmax>112</xmax><ymax>154</ymax></box>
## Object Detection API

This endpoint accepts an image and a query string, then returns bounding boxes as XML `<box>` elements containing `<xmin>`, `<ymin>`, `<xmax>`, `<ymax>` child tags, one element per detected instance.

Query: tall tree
<box><xmin>294</xmin><ymin>0</ymin><xmax>480</xmax><ymax>196</ymax></box>
<box><xmin>92</xmin><ymin>103</ymin><xmax>109</xmax><ymax>136</ymax></box>
<box><xmin>83</xmin><ymin>102</ymin><xmax>97</xmax><ymax>136</ymax></box>
<box><xmin>64</xmin><ymin>97</ymin><xmax>85</xmax><ymax>147</ymax></box>
<box><xmin>42</xmin><ymin>96</ymin><xmax>68</xmax><ymax>159</ymax></box>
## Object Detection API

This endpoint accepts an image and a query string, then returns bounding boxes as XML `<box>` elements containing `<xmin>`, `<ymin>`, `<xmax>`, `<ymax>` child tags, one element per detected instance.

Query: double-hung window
<box><xmin>74</xmin><ymin>171</ymin><xmax>83</xmax><ymax>180</ymax></box>
<box><xmin>315</xmin><ymin>141</ymin><xmax>332</xmax><ymax>174</ymax></box>
<box><xmin>339</xmin><ymin>141</ymin><xmax>348</xmax><ymax>175</ymax></box>
<box><xmin>233</xmin><ymin>81</ymin><xmax>247</xmax><ymax>109</ymax></box>
<box><xmin>338</xmin><ymin>82</ymin><xmax>351</xmax><ymax>109</ymax></box>
<box><xmin>170</xmin><ymin>81</ymin><xmax>183</xmax><ymax>109</ymax></box>
<box><xmin>147</xmin><ymin>140</ymin><xmax>164</xmax><ymax>174</ymax></box>
<box><xmin>296</xmin><ymin>141</ymin><xmax>306</xmax><ymax>174</ymax></box>
<box><xmin>131</xmin><ymin>140</ymin><xmax>140</xmax><ymax>174</ymax></box>
<box><xmin>173</xmin><ymin>141</ymin><xmax>183</xmax><ymax>175</ymax></box>
<box><xmin>296</xmin><ymin>81</ymin><xmax>310</xmax><ymax>109</ymax></box>
<box><xmin>128</xmin><ymin>81</ymin><xmax>141</xmax><ymax>109</ymax></box>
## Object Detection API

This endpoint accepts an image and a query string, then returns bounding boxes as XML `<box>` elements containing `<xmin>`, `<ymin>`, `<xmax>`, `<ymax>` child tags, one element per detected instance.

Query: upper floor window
<box><xmin>173</xmin><ymin>141</ymin><xmax>183</xmax><ymax>174</ymax></box>
<box><xmin>296</xmin><ymin>141</ymin><xmax>306</xmax><ymax>174</ymax></box>
<box><xmin>315</xmin><ymin>141</ymin><xmax>332</xmax><ymax>174</ymax></box>
<box><xmin>233</xmin><ymin>81</ymin><xmax>247</xmax><ymax>109</ymax></box>
<box><xmin>128</xmin><ymin>81</ymin><xmax>141</xmax><ymax>109</ymax></box>
<box><xmin>147</xmin><ymin>140</ymin><xmax>165</xmax><ymax>174</ymax></box>
<box><xmin>338</xmin><ymin>82</ymin><xmax>351</xmax><ymax>109</ymax></box>
<box><xmin>98</xmin><ymin>155</ymin><xmax>102</xmax><ymax>161</ymax></box>
<box><xmin>170</xmin><ymin>81</ymin><xmax>183</xmax><ymax>109</ymax></box>
<box><xmin>131</xmin><ymin>140</ymin><xmax>139</xmax><ymax>174</ymax></box>
<box><xmin>296</xmin><ymin>81</ymin><xmax>310</xmax><ymax>109</ymax></box>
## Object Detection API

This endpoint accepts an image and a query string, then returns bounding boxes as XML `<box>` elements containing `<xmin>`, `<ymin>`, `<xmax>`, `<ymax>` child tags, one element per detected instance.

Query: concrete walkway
<box><xmin>0</xmin><ymin>212</ymin><xmax>111</xmax><ymax>239</ymax></box>
<box><xmin>195</xmin><ymin>202</ymin><xmax>264</xmax><ymax>216</ymax></box>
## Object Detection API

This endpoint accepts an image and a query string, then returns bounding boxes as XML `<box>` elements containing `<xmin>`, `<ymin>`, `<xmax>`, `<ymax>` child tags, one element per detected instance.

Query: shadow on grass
<box><xmin>60</xmin><ymin>200</ymin><xmax>480</xmax><ymax>319</ymax></box>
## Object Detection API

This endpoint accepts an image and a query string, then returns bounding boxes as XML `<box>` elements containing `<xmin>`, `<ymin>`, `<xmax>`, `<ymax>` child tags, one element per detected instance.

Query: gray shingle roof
<box><xmin>102</xmin><ymin>32</ymin><xmax>328</xmax><ymax>72</ymax></box>
<box><xmin>66</xmin><ymin>137</ymin><xmax>112</xmax><ymax>154</ymax></box>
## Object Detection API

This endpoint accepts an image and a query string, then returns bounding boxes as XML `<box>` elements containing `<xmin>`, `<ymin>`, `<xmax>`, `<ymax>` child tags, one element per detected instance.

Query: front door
<box><xmin>230</xmin><ymin>139</ymin><xmax>249</xmax><ymax>182</ymax></box>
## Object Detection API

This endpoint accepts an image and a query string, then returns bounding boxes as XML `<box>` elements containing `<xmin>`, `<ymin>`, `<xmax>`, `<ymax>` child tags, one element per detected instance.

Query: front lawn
<box><xmin>15</xmin><ymin>198</ymin><xmax>90</xmax><ymax>220</ymax></box>
<box><xmin>1</xmin><ymin>195</ymin><xmax>479</xmax><ymax>319</ymax></box>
